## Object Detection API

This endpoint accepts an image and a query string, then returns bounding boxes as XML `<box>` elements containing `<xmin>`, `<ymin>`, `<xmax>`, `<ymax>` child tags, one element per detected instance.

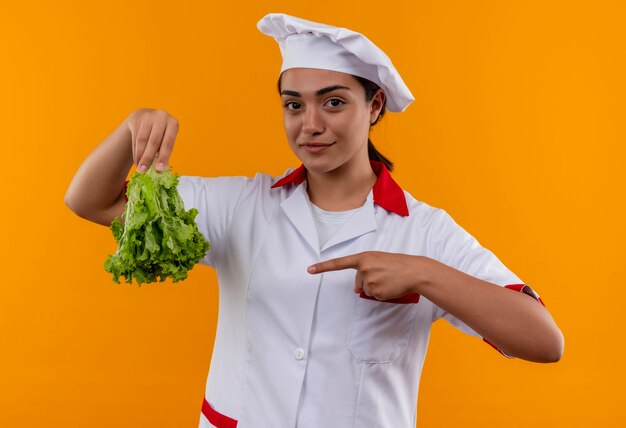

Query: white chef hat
<box><xmin>257</xmin><ymin>13</ymin><xmax>415</xmax><ymax>112</ymax></box>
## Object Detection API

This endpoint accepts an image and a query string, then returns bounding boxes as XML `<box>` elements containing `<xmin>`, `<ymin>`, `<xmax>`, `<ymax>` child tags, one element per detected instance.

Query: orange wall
<box><xmin>1</xmin><ymin>1</ymin><xmax>623</xmax><ymax>426</ymax></box>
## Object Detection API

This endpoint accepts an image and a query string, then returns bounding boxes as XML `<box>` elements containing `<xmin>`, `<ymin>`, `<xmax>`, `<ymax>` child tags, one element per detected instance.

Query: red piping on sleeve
<box><xmin>502</xmin><ymin>283</ymin><xmax>546</xmax><ymax>307</ymax></box>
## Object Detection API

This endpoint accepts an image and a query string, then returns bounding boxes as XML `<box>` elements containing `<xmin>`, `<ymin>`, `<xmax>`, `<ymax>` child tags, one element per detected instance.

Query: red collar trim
<box><xmin>271</xmin><ymin>160</ymin><xmax>409</xmax><ymax>217</ymax></box>
<box><xmin>271</xmin><ymin>164</ymin><xmax>307</xmax><ymax>188</ymax></box>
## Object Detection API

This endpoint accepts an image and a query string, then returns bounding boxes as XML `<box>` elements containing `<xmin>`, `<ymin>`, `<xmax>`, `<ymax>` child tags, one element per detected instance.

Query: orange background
<box><xmin>1</xmin><ymin>1</ymin><xmax>624</xmax><ymax>426</ymax></box>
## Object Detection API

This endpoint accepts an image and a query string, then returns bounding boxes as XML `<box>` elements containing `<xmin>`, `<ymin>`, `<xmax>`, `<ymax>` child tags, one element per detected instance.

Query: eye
<box><xmin>326</xmin><ymin>98</ymin><xmax>345</xmax><ymax>108</ymax></box>
<box><xmin>284</xmin><ymin>101</ymin><xmax>301</xmax><ymax>110</ymax></box>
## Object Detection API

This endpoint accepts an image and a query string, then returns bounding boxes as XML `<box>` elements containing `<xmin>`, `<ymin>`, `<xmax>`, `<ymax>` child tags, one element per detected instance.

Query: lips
<box><xmin>300</xmin><ymin>141</ymin><xmax>336</xmax><ymax>154</ymax></box>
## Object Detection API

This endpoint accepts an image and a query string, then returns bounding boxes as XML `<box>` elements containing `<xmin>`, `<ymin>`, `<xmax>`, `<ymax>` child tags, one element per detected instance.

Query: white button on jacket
<box><xmin>178</xmin><ymin>161</ymin><xmax>545</xmax><ymax>428</ymax></box>
<box><xmin>294</xmin><ymin>348</ymin><xmax>305</xmax><ymax>361</ymax></box>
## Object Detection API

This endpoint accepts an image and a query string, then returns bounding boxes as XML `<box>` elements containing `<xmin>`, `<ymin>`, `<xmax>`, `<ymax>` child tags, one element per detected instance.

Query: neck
<box><xmin>306</xmin><ymin>155</ymin><xmax>377</xmax><ymax>211</ymax></box>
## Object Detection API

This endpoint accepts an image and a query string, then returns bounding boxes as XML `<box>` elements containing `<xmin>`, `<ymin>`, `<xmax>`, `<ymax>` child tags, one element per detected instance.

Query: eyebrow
<box><xmin>280</xmin><ymin>85</ymin><xmax>351</xmax><ymax>97</ymax></box>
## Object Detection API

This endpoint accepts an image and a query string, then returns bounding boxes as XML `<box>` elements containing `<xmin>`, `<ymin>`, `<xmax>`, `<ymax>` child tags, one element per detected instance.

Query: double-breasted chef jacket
<box><xmin>177</xmin><ymin>160</ymin><xmax>546</xmax><ymax>428</ymax></box>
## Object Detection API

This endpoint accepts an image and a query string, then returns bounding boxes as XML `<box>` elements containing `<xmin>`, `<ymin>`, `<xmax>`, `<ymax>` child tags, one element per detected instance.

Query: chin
<box><xmin>301</xmin><ymin>158</ymin><xmax>344</xmax><ymax>175</ymax></box>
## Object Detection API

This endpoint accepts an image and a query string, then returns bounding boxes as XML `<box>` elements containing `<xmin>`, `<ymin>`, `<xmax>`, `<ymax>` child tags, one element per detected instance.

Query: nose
<box><xmin>302</xmin><ymin>106</ymin><xmax>324</xmax><ymax>135</ymax></box>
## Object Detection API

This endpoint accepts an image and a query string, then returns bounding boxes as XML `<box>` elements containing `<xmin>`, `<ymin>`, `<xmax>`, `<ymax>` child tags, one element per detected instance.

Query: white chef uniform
<box><xmin>177</xmin><ymin>160</ymin><xmax>546</xmax><ymax>428</ymax></box>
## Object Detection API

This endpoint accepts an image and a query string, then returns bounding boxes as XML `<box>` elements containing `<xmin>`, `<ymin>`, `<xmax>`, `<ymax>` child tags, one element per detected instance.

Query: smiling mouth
<box><xmin>300</xmin><ymin>141</ymin><xmax>335</xmax><ymax>147</ymax></box>
<box><xmin>300</xmin><ymin>142</ymin><xmax>336</xmax><ymax>153</ymax></box>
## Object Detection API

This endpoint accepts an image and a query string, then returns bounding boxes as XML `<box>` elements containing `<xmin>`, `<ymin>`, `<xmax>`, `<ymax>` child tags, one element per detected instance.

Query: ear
<box><xmin>369</xmin><ymin>88</ymin><xmax>386</xmax><ymax>123</ymax></box>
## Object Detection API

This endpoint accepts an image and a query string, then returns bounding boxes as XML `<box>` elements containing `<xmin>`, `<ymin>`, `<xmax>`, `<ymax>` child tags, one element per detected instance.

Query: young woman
<box><xmin>65</xmin><ymin>13</ymin><xmax>564</xmax><ymax>428</ymax></box>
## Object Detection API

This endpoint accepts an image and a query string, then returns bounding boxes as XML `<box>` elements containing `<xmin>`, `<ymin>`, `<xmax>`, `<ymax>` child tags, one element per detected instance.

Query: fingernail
<box><xmin>157</xmin><ymin>162</ymin><xmax>164</xmax><ymax>171</ymax></box>
<box><xmin>138</xmin><ymin>164</ymin><xmax>146</xmax><ymax>173</ymax></box>
<box><xmin>307</xmin><ymin>265</ymin><xmax>317</xmax><ymax>274</ymax></box>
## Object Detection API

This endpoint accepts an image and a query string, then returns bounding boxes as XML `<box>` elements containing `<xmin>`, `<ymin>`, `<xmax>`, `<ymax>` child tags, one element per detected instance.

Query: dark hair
<box><xmin>277</xmin><ymin>73</ymin><xmax>394</xmax><ymax>171</ymax></box>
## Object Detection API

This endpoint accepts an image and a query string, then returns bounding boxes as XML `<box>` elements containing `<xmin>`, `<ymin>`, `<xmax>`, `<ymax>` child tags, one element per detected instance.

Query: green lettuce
<box><xmin>104</xmin><ymin>162</ymin><xmax>210</xmax><ymax>285</ymax></box>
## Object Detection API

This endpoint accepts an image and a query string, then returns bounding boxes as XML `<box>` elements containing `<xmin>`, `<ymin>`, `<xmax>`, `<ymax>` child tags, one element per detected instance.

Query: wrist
<box><xmin>412</xmin><ymin>255</ymin><xmax>439</xmax><ymax>294</ymax></box>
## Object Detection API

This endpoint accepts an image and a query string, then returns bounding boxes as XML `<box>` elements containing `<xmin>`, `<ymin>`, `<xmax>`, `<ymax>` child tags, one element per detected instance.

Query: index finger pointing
<box><xmin>308</xmin><ymin>253</ymin><xmax>362</xmax><ymax>274</ymax></box>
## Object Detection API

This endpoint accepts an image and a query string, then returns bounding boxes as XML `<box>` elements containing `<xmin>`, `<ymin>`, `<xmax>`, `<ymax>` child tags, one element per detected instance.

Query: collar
<box><xmin>271</xmin><ymin>160</ymin><xmax>409</xmax><ymax>216</ymax></box>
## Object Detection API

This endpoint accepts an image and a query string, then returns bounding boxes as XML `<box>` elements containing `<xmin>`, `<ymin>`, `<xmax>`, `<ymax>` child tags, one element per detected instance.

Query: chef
<box><xmin>63</xmin><ymin>11</ymin><xmax>564</xmax><ymax>428</ymax></box>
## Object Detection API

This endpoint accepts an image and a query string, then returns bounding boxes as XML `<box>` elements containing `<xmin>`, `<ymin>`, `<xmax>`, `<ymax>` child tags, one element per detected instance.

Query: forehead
<box><xmin>280</xmin><ymin>68</ymin><xmax>359</xmax><ymax>93</ymax></box>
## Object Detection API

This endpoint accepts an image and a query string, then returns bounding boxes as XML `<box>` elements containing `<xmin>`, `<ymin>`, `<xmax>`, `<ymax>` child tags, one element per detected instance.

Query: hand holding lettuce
<box><xmin>104</xmin><ymin>161</ymin><xmax>210</xmax><ymax>285</ymax></box>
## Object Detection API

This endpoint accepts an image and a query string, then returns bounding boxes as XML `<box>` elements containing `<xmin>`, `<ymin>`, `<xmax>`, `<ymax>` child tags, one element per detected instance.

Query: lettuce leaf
<box><xmin>104</xmin><ymin>162</ymin><xmax>210</xmax><ymax>286</ymax></box>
